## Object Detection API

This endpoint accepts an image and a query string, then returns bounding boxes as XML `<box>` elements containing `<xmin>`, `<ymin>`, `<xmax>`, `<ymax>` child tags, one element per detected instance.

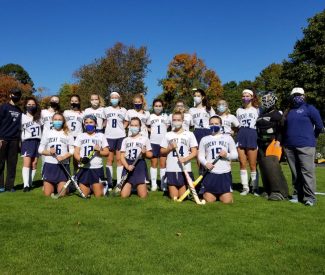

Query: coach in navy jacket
<box><xmin>283</xmin><ymin>87</ymin><xmax>324</xmax><ymax>206</ymax></box>
<box><xmin>0</xmin><ymin>88</ymin><xmax>23</xmax><ymax>192</ymax></box>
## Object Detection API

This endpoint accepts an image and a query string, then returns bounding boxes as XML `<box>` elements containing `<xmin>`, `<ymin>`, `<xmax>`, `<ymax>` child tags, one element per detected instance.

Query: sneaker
<box><xmin>252</xmin><ymin>188</ymin><xmax>260</xmax><ymax>196</ymax></box>
<box><xmin>151</xmin><ymin>185</ymin><xmax>158</xmax><ymax>192</ymax></box>
<box><xmin>6</xmin><ymin>188</ymin><xmax>16</xmax><ymax>192</ymax></box>
<box><xmin>240</xmin><ymin>188</ymin><xmax>249</xmax><ymax>196</ymax></box>
<box><xmin>268</xmin><ymin>192</ymin><xmax>285</xmax><ymax>201</ymax></box>
<box><xmin>289</xmin><ymin>194</ymin><xmax>298</xmax><ymax>203</ymax></box>
<box><xmin>305</xmin><ymin>200</ymin><xmax>314</xmax><ymax>207</ymax></box>
<box><xmin>23</xmin><ymin>187</ymin><xmax>30</xmax><ymax>192</ymax></box>
<box><xmin>0</xmin><ymin>187</ymin><xmax>5</xmax><ymax>193</ymax></box>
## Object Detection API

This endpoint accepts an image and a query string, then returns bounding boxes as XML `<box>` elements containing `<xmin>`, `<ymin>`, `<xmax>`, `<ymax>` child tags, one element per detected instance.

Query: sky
<box><xmin>1</xmin><ymin>0</ymin><xmax>324</xmax><ymax>104</ymax></box>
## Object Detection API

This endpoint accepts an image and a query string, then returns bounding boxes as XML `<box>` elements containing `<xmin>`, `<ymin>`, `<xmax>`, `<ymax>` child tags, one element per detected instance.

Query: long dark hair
<box><xmin>24</xmin><ymin>97</ymin><xmax>41</xmax><ymax>122</ymax></box>
<box><xmin>193</xmin><ymin>88</ymin><xmax>212</xmax><ymax>112</ymax></box>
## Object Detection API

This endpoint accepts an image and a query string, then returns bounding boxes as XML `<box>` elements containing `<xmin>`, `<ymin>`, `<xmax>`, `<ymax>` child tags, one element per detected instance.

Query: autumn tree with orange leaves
<box><xmin>158</xmin><ymin>53</ymin><xmax>223</xmax><ymax>111</ymax></box>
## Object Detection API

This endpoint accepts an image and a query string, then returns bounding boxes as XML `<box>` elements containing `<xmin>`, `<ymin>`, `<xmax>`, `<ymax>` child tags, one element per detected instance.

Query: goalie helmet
<box><xmin>261</xmin><ymin>93</ymin><xmax>277</xmax><ymax>109</ymax></box>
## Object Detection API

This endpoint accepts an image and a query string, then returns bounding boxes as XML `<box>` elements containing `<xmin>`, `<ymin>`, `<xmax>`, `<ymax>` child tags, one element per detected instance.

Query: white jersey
<box><xmin>236</xmin><ymin>107</ymin><xmax>259</xmax><ymax>129</ymax></box>
<box><xmin>74</xmin><ymin>132</ymin><xmax>108</xmax><ymax>169</ymax></box>
<box><xmin>63</xmin><ymin>110</ymin><xmax>84</xmax><ymax>138</ymax></box>
<box><xmin>38</xmin><ymin>129</ymin><xmax>74</xmax><ymax>165</ymax></box>
<box><xmin>160</xmin><ymin>130</ymin><xmax>198</xmax><ymax>172</ymax></box>
<box><xmin>198</xmin><ymin>134</ymin><xmax>238</xmax><ymax>174</ymax></box>
<box><xmin>220</xmin><ymin>114</ymin><xmax>239</xmax><ymax>134</ymax></box>
<box><xmin>84</xmin><ymin>107</ymin><xmax>106</xmax><ymax>130</ymax></box>
<box><xmin>120</xmin><ymin>135</ymin><xmax>152</xmax><ymax>160</ymax></box>
<box><xmin>104</xmin><ymin>106</ymin><xmax>127</xmax><ymax>139</ymax></box>
<box><xmin>21</xmin><ymin>113</ymin><xmax>42</xmax><ymax>141</ymax></box>
<box><xmin>189</xmin><ymin>107</ymin><xmax>215</xmax><ymax>129</ymax></box>
<box><xmin>41</xmin><ymin>109</ymin><xmax>56</xmax><ymax>133</ymax></box>
<box><xmin>147</xmin><ymin>113</ymin><xmax>169</xmax><ymax>145</ymax></box>
<box><xmin>125</xmin><ymin>109</ymin><xmax>150</xmax><ymax>137</ymax></box>
<box><xmin>169</xmin><ymin>113</ymin><xmax>192</xmax><ymax>131</ymax></box>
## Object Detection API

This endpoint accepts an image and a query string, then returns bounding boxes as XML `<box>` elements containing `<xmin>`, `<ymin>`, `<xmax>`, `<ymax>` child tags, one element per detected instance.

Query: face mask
<box><xmin>217</xmin><ymin>105</ymin><xmax>227</xmax><ymax>113</ymax></box>
<box><xmin>53</xmin><ymin>121</ymin><xmax>63</xmax><ymax>129</ymax></box>
<box><xmin>292</xmin><ymin>95</ymin><xmax>305</xmax><ymax>107</ymax></box>
<box><xmin>193</xmin><ymin>97</ymin><xmax>202</xmax><ymax>105</ymax></box>
<box><xmin>91</xmin><ymin>100</ymin><xmax>100</xmax><ymax>108</ymax></box>
<box><xmin>154</xmin><ymin>107</ymin><xmax>163</xmax><ymax>114</ymax></box>
<box><xmin>11</xmin><ymin>95</ymin><xmax>21</xmax><ymax>103</ymax></box>
<box><xmin>173</xmin><ymin>121</ymin><xmax>183</xmax><ymax>129</ymax></box>
<box><xmin>71</xmin><ymin>103</ymin><xmax>80</xmax><ymax>109</ymax></box>
<box><xmin>242</xmin><ymin>98</ymin><xmax>251</xmax><ymax>104</ymax></box>
<box><xmin>210</xmin><ymin>125</ymin><xmax>220</xmax><ymax>134</ymax></box>
<box><xmin>26</xmin><ymin>106</ymin><xmax>37</xmax><ymax>114</ymax></box>
<box><xmin>134</xmin><ymin>103</ymin><xmax>143</xmax><ymax>110</ymax></box>
<box><xmin>129</xmin><ymin>127</ymin><xmax>140</xmax><ymax>135</ymax></box>
<box><xmin>50</xmin><ymin>102</ymin><xmax>59</xmax><ymax>109</ymax></box>
<box><xmin>110</xmin><ymin>99</ymin><xmax>119</xmax><ymax>106</ymax></box>
<box><xmin>85</xmin><ymin>124</ymin><xmax>96</xmax><ymax>132</ymax></box>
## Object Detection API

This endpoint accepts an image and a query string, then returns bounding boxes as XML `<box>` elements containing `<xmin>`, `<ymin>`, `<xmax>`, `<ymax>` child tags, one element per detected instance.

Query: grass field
<box><xmin>0</xmin><ymin>160</ymin><xmax>324</xmax><ymax>274</ymax></box>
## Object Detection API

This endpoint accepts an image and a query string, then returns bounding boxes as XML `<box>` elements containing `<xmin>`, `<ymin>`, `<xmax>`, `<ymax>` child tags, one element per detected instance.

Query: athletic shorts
<box><xmin>236</xmin><ymin>127</ymin><xmax>258</xmax><ymax>149</ymax></box>
<box><xmin>107</xmin><ymin>137</ymin><xmax>124</xmax><ymax>151</ymax></box>
<box><xmin>21</xmin><ymin>139</ymin><xmax>40</xmax><ymax>158</ymax></box>
<box><xmin>166</xmin><ymin>172</ymin><xmax>194</xmax><ymax>187</ymax></box>
<box><xmin>122</xmin><ymin>159</ymin><xmax>147</xmax><ymax>186</ymax></box>
<box><xmin>151</xmin><ymin>143</ymin><xmax>161</xmax><ymax>158</ymax></box>
<box><xmin>200</xmin><ymin>172</ymin><xmax>233</xmax><ymax>195</ymax></box>
<box><xmin>77</xmin><ymin>167</ymin><xmax>105</xmax><ymax>186</ymax></box>
<box><xmin>42</xmin><ymin>162</ymin><xmax>70</xmax><ymax>184</ymax></box>
<box><xmin>194</xmin><ymin>128</ymin><xmax>211</xmax><ymax>144</ymax></box>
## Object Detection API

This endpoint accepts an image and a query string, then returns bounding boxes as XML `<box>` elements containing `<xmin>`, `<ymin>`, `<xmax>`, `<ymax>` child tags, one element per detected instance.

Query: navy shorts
<box><xmin>107</xmin><ymin>137</ymin><xmax>124</xmax><ymax>151</ymax></box>
<box><xmin>194</xmin><ymin>128</ymin><xmax>211</xmax><ymax>144</ymax></box>
<box><xmin>122</xmin><ymin>159</ymin><xmax>147</xmax><ymax>186</ymax></box>
<box><xmin>166</xmin><ymin>172</ymin><xmax>194</xmax><ymax>187</ymax></box>
<box><xmin>77</xmin><ymin>168</ymin><xmax>105</xmax><ymax>186</ymax></box>
<box><xmin>42</xmin><ymin>162</ymin><xmax>70</xmax><ymax>184</ymax></box>
<box><xmin>200</xmin><ymin>172</ymin><xmax>233</xmax><ymax>195</ymax></box>
<box><xmin>21</xmin><ymin>139</ymin><xmax>40</xmax><ymax>158</ymax></box>
<box><xmin>151</xmin><ymin>143</ymin><xmax>161</xmax><ymax>158</ymax></box>
<box><xmin>236</xmin><ymin>127</ymin><xmax>258</xmax><ymax>149</ymax></box>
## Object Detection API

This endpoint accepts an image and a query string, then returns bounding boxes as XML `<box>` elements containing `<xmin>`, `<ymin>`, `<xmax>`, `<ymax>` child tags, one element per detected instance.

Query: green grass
<box><xmin>0</xmin><ymin>160</ymin><xmax>324</xmax><ymax>274</ymax></box>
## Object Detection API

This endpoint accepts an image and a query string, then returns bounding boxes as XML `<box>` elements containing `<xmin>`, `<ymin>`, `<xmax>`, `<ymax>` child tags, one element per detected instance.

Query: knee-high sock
<box><xmin>160</xmin><ymin>168</ymin><xmax>166</xmax><ymax>190</ymax></box>
<box><xmin>22</xmin><ymin>167</ymin><xmax>31</xmax><ymax>188</ymax></box>
<box><xmin>240</xmin><ymin>170</ymin><xmax>249</xmax><ymax>190</ymax></box>
<box><xmin>150</xmin><ymin>167</ymin><xmax>157</xmax><ymax>188</ymax></box>
<box><xmin>116</xmin><ymin>166</ymin><xmax>123</xmax><ymax>184</ymax></box>
<box><xmin>251</xmin><ymin>171</ymin><xmax>258</xmax><ymax>189</ymax></box>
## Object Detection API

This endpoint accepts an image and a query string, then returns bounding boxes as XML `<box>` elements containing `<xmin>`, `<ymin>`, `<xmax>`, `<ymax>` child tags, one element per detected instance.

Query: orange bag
<box><xmin>265</xmin><ymin>139</ymin><xmax>282</xmax><ymax>160</ymax></box>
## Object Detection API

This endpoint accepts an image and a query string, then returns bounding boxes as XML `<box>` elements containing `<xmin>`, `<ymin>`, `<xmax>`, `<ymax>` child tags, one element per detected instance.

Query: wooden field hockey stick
<box><xmin>177</xmin><ymin>156</ymin><xmax>221</xmax><ymax>202</ymax></box>
<box><xmin>174</xmin><ymin>146</ymin><xmax>205</xmax><ymax>205</ymax></box>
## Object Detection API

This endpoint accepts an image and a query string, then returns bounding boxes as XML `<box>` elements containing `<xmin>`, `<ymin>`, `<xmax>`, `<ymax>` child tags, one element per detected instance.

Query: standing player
<box><xmin>41</xmin><ymin>95</ymin><xmax>60</xmax><ymax>133</ymax></box>
<box><xmin>104</xmin><ymin>92</ymin><xmax>128</xmax><ymax>186</ymax></box>
<box><xmin>63</xmin><ymin>95</ymin><xmax>84</xmax><ymax>140</ymax></box>
<box><xmin>83</xmin><ymin>94</ymin><xmax>106</xmax><ymax>133</ymax></box>
<box><xmin>236</xmin><ymin>89</ymin><xmax>259</xmax><ymax>195</ymax></box>
<box><xmin>198</xmin><ymin>116</ymin><xmax>238</xmax><ymax>203</ymax></box>
<box><xmin>74</xmin><ymin>115</ymin><xmax>109</xmax><ymax>197</ymax></box>
<box><xmin>216</xmin><ymin>99</ymin><xmax>239</xmax><ymax>135</ymax></box>
<box><xmin>169</xmin><ymin>100</ymin><xmax>192</xmax><ymax>131</ymax></box>
<box><xmin>38</xmin><ymin>113</ymin><xmax>74</xmax><ymax>196</ymax></box>
<box><xmin>21</xmin><ymin>97</ymin><xmax>42</xmax><ymax>192</ymax></box>
<box><xmin>160</xmin><ymin>111</ymin><xmax>198</xmax><ymax>200</ymax></box>
<box><xmin>120</xmin><ymin>117</ymin><xmax>153</xmax><ymax>198</ymax></box>
<box><xmin>147</xmin><ymin>99</ymin><xmax>169</xmax><ymax>191</ymax></box>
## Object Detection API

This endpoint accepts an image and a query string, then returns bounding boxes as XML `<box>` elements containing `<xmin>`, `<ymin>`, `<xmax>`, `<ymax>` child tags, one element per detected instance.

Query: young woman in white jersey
<box><xmin>189</xmin><ymin>88</ymin><xmax>215</xmax><ymax>144</ymax></box>
<box><xmin>236</xmin><ymin>89</ymin><xmax>259</xmax><ymax>196</ymax></box>
<box><xmin>38</xmin><ymin>113</ymin><xmax>74</xmax><ymax>197</ymax></box>
<box><xmin>169</xmin><ymin>100</ymin><xmax>192</xmax><ymax>131</ymax></box>
<box><xmin>120</xmin><ymin>117</ymin><xmax>153</xmax><ymax>198</ymax></box>
<box><xmin>84</xmin><ymin>94</ymin><xmax>106</xmax><ymax>133</ymax></box>
<box><xmin>147</xmin><ymin>99</ymin><xmax>169</xmax><ymax>191</ymax></box>
<box><xmin>216</xmin><ymin>99</ymin><xmax>239</xmax><ymax>135</ymax></box>
<box><xmin>41</xmin><ymin>95</ymin><xmax>60</xmax><ymax>133</ymax></box>
<box><xmin>21</xmin><ymin>97</ymin><xmax>42</xmax><ymax>192</ymax></box>
<box><xmin>63</xmin><ymin>94</ymin><xmax>84</xmax><ymax>140</ymax></box>
<box><xmin>160</xmin><ymin>111</ymin><xmax>198</xmax><ymax>200</ymax></box>
<box><xmin>104</xmin><ymin>92</ymin><xmax>128</xmax><ymax>187</ymax></box>
<box><xmin>74</xmin><ymin>115</ymin><xmax>109</xmax><ymax>198</ymax></box>
<box><xmin>198</xmin><ymin>116</ymin><xmax>238</xmax><ymax>203</ymax></box>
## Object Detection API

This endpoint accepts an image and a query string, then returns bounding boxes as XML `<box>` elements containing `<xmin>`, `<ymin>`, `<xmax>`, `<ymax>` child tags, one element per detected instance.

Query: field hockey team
<box><xmin>0</xmin><ymin>87</ymin><xmax>323</xmax><ymax>206</ymax></box>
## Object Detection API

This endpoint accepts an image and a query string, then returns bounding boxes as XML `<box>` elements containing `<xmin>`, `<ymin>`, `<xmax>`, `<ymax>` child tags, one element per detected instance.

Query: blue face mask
<box><xmin>292</xmin><ymin>95</ymin><xmax>305</xmax><ymax>107</ymax></box>
<box><xmin>129</xmin><ymin>127</ymin><xmax>140</xmax><ymax>135</ymax></box>
<box><xmin>110</xmin><ymin>98</ymin><xmax>119</xmax><ymax>106</ymax></box>
<box><xmin>210</xmin><ymin>125</ymin><xmax>220</xmax><ymax>134</ymax></box>
<box><xmin>217</xmin><ymin>105</ymin><xmax>227</xmax><ymax>113</ymax></box>
<box><xmin>134</xmin><ymin>103</ymin><xmax>143</xmax><ymax>110</ymax></box>
<box><xmin>85</xmin><ymin>125</ymin><xmax>96</xmax><ymax>132</ymax></box>
<box><xmin>53</xmin><ymin>121</ymin><xmax>63</xmax><ymax>129</ymax></box>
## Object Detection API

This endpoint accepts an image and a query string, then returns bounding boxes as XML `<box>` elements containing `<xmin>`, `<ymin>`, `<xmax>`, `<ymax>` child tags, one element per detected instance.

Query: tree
<box><xmin>58</xmin><ymin>83</ymin><xmax>79</xmax><ymax>110</ymax></box>
<box><xmin>0</xmin><ymin>63</ymin><xmax>34</xmax><ymax>88</ymax></box>
<box><xmin>280</xmin><ymin>9</ymin><xmax>325</xmax><ymax>116</ymax></box>
<box><xmin>254</xmin><ymin>63</ymin><xmax>283</xmax><ymax>92</ymax></box>
<box><xmin>158</xmin><ymin>53</ymin><xmax>223</xmax><ymax>111</ymax></box>
<box><xmin>74</xmin><ymin>42</ymin><xmax>150</xmax><ymax>109</ymax></box>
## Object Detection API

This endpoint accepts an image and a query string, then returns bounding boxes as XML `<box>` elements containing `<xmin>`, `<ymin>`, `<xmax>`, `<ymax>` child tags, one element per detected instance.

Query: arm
<box><xmin>309</xmin><ymin>105</ymin><xmax>324</xmax><ymax>138</ymax></box>
<box><xmin>179</xmin><ymin>147</ymin><xmax>197</xmax><ymax>164</ymax></box>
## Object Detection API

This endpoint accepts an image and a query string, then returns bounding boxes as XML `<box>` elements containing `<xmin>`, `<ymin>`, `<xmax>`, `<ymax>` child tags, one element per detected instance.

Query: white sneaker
<box><xmin>305</xmin><ymin>200</ymin><xmax>314</xmax><ymax>206</ymax></box>
<box><xmin>252</xmin><ymin>188</ymin><xmax>260</xmax><ymax>196</ymax></box>
<box><xmin>151</xmin><ymin>185</ymin><xmax>158</xmax><ymax>192</ymax></box>
<box><xmin>240</xmin><ymin>189</ymin><xmax>249</xmax><ymax>196</ymax></box>
<box><xmin>289</xmin><ymin>194</ymin><xmax>298</xmax><ymax>203</ymax></box>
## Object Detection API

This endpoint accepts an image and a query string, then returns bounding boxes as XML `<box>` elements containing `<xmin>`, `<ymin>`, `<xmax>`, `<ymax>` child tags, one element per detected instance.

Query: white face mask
<box><xmin>172</xmin><ymin>121</ymin><xmax>182</xmax><ymax>129</ymax></box>
<box><xmin>194</xmin><ymin>96</ymin><xmax>202</xmax><ymax>105</ymax></box>
<box><xmin>91</xmin><ymin>100</ymin><xmax>100</xmax><ymax>108</ymax></box>
<box><xmin>154</xmin><ymin>107</ymin><xmax>163</xmax><ymax>114</ymax></box>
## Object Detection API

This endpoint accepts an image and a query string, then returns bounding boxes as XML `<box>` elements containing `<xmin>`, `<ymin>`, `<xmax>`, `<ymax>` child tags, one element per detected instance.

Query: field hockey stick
<box><xmin>177</xmin><ymin>156</ymin><xmax>221</xmax><ymax>202</ymax></box>
<box><xmin>113</xmin><ymin>152</ymin><xmax>143</xmax><ymax>195</ymax></box>
<box><xmin>174</xmin><ymin>146</ymin><xmax>205</xmax><ymax>205</ymax></box>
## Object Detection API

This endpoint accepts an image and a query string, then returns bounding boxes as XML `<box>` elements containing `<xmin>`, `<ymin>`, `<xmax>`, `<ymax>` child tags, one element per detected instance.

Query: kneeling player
<box><xmin>198</xmin><ymin>116</ymin><xmax>238</xmax><ymax>204</ymax></box>
<box><xmin>120</xmin><ymin>117</ymin><xmax>152</xmax><ymax>198</ymax></box>
<box><xmin>74</xmin><ymin>115</ymin><xmax>109</xmax><ymax>198</ymax></box>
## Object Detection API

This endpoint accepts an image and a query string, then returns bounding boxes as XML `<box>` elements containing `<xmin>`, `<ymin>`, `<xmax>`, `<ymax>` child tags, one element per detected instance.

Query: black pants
<box><xmin>0</xmin><ymin>140</ymin><xmax>20</xmax><ymax>190</ymax></box>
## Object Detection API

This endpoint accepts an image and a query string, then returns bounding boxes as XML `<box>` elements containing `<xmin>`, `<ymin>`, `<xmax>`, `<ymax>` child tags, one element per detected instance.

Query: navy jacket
<box><xmin>0</xmin><ymin>103</ymin><xmax>22</xmax><ymax>140</ymax></box>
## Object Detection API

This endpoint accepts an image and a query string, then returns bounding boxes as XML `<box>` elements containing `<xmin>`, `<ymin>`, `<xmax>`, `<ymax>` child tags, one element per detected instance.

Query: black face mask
<box><xmin>71</xmin><ymin>103</ymin><xmax>81</xmax><ymax>109</ymax></box>
<box><xmin>50</xmin><ymin>102</ymin><xmax>59</xmax><ymax>109</ymax></box>
<box><xmin>11</xmin><ymin>95</ymin><xmax>21</xmax><ymax>103</ymax></box>
<box><xmin>26</xmin><ymin>106</ymin><xmax>37</xmax><ymax>114</ymax></box>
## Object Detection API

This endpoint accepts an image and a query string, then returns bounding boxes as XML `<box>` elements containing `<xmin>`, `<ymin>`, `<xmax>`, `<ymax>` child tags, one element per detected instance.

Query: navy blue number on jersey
<box><xmin>84</xmin><ymin>145</ymin><xmax>94</xmax><ymax>157</ymax></box>
<box><xmin>242</xmin><ymin>119</ymin><xmax>251</xmax><ymax>128</ymax></box>
<box><xmin>31</xmin><ymin>126</ymin><xmax>40</xmax><ymax>137</ymax></box>
<box><xmin>211</xmin><ymin>147</ymin><xmax>222</xmax><ymax>159</ymax></box>
<box><xmin>112</xmin><ymin>119</ymin><xmax>117</xmax><ymax>128</ymax></box>
<box><xmin>172</xmin><ymin>146</ymin><xmax>184</xmax><ymax>157</ymax></box>
<box><xmin>71</xmin><ymin>122</ymin><xmax>76</xmax><ymax>131</ymax></box>
<box><xmin>128</xmin><ymin>149</ymin><xmax>137</xmax><ymax>160</ymax></box>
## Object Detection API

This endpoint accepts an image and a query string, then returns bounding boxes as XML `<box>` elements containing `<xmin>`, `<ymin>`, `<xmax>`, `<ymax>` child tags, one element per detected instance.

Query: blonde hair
<box><xmin>133</xmin><ymin>93</ymin><xmax>147</xmax><ymax>110</ymax></box>
<box><xmin>172</xmin><ymin>110</ymin><xmax>184</xmax><ymax>120</ymax></box>
<box><xmin>217</xmin><ymin>99</ymin><xmax>231</xmax><ymax>115</ymax></box>
<box><xmin>52</xmin><ymin>113</ymin><xmax>70</xmax><ymax>135</ymax></box>
<box><xmin>173</xmin><ymin>99</ymin><xmax>189</xmax><ymax>113</ymax></box>
<box><xmin>90</xmin><ymin>94</ymin><xmax>105</xmax><ymax>107</ymax></box>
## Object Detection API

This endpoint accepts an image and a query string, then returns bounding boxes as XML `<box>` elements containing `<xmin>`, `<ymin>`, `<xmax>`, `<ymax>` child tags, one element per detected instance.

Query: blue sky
<box><xmin>1</xmin><ymin>0</ymin><xmax>324</xmax><ymax>104</ymax></box>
